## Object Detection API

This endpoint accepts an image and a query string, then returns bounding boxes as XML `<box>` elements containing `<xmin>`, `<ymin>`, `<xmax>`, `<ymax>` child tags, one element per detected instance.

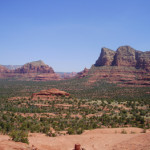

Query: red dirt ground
<box><xmin>0</xmin><ymin>127</ymin><xmax>150</xmax><ymax>150</ymax></box>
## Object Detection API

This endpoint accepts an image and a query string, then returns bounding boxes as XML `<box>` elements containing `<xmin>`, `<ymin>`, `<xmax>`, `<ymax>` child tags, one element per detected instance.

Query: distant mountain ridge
<box><xmin>57</xmin><ymin>72</ymin><xmax>77</xmax><ymax>79</ymax></box>
<box><xmin>0</xmin><ymin>60</ymin><xmax>60</xmax><ymax>81</ymax></box>
<box><xmin>1</xmin><ymin>46</ymin><xmax>150</xmax><ymax>85</ymax></box>
<box><xmin>1</xmin><ymin>60</ymin><xmax>77</xmax><ymax>80</ymax></box>
<box><xmin>3</xmin><ymin>65</ymin><xmax>22</xmax><ymax>70</ymax></box>
<box><xmin>14</xmin><ymin>60</ymin><xmax>54</xmax><ymax>74</ymax></box>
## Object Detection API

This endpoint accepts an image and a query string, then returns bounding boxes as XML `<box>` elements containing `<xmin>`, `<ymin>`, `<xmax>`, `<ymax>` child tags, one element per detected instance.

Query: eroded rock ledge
<box><xmin>32</xmin><ymin>88</ymin><xmax>70</xmax><ymax>100</ymax></box>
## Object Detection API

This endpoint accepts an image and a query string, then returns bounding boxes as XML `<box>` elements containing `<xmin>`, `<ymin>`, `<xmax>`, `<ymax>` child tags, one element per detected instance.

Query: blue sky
<box><xmin>0</xmin><ymin>0</ymin><xmax>150</xmax><ymax>72</ymax></box>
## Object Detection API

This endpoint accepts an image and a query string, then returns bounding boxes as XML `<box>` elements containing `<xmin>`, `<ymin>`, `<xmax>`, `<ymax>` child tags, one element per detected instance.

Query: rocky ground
<box><xmin>0</xmin><ymin>127</ymin><xmax>150</xmax><ymax>150</ymax></box>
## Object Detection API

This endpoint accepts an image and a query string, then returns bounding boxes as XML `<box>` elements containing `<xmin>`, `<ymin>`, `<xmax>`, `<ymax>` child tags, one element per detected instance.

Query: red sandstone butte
<box><xmin>81</xmin><ymin>45</ymin><xmax>150</xmax><ymax>87</ymax></box>
<box><xmin>0</xmin><ymin>60</ymin><xmax>60</xmax><ymax>81</ymax></box>
<box><xmin>95</xmin><ymin>45</ymin><xmax>150</xmax><ymax>71</ymax></box>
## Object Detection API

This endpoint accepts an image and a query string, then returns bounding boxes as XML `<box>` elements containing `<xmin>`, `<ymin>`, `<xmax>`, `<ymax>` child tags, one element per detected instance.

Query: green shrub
<box><xmin>121</xmin><ymin>129</ymin><xmax>127</xmax><ymax>134</ymax></box>
<box><xmin>141</xmin><ymin>128</ymin><xmax>147</xmax><ymax>133</ymax></box>
<box><xmin>9</xmin><ymin>130</ymin><xmax>29</xmax><ymax>144</ymax></box>
<box><xmin>67</xmin><ymin>128</ymin><xmax>75</xmax><ymax>135</ymax></box>
<box><xmin>76</xmin><ymin>128</ymin><xmax>83</xmax><ymax>134</ymax></box>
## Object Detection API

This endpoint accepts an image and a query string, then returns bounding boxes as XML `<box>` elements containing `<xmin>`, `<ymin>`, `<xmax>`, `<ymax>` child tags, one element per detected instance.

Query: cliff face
<box><xmin>114</xmin><ymin>46</ymin><xmax>138</xmax><ymax>67</ymax></box>
<box><xmin>85</xmin><ymin>46</ymin><xmax>150</xmax><ymax>87</ymax></box>
<box><xmin>95</xmin><ymin>48</ymin><xmax>116</xmax><ymax>66</ymax></box>
<box><xmin>95</xmin><ymin>46</ymin><xmax>150</xmax><ymax>71</ymax></box>
<box><xmin>136</xmin><ymin>51</ymin><xmax>150</xmax><ymax>71</ymax></box>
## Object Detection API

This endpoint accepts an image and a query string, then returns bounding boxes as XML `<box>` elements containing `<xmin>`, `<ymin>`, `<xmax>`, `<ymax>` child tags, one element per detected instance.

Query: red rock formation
<box><xmin>114</xmin><ymin>46</ymin><xmax>138</xmax><ymax>67</ymax></box>
<box><xmin>95</xmin><ymin>48</ymin><xmax>115</xmax><ymax>66</ymax></box>
<box><xmin>95</xmin><ymin>46</ymin><xmax>150</xmax><ymax>71</ymax></box>
<box><xmin>136</xmin><ymin>51</ymin><xmax>150</xmax><ymax>71</ymax></box>
<box><xmin>86</xmin><ymin>46</ymin><xmax>150</xmax><ymax>86</ymax></box>
<box><xmin>32</xmin><ymin>88</ymin><xmax>70</xmax><ymax>100</ymax></box>
<box><xmin>87</xmin><ymin>65</ymin><xmax>150</xmax><ymax>86</ymax></box>
<box><xmin>0</xmin><ymin>60</ymin><xmax>60</xmax><ymax>81</ymax></box>
<box><xmin>34</xmin><ymin>73</ymin><xmax>60</xmax><ymax>81</ymax></box>
<box><xmin>14</xmin><ymin>60</ymin><xmax>54</xmax><ymax>74</ymax></box>
<box><xmin>77</xmin><ymin>68</ymin><xmax>89</xmax><ymax>78</ymax></box>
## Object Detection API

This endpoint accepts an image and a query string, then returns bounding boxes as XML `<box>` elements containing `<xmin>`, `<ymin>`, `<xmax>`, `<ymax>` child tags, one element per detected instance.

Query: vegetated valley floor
<box><xmin>0</xmin><ymin>78</ymin><xmax>150</xmax><ymax>149</ymax></box>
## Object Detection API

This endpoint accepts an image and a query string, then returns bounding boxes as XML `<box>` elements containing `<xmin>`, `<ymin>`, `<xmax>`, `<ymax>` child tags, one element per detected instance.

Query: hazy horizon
<box><xmin>1</xmin><ymin>0</ymin><xmax>150</xmax><ymax>72</ymax></box>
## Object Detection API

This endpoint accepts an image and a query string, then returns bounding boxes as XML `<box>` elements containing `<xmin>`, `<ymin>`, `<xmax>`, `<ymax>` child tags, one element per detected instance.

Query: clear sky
<box><xmin>0</xmin><ymin>0</ymin><xmax>150</xmax><ymax>72</ymax></box>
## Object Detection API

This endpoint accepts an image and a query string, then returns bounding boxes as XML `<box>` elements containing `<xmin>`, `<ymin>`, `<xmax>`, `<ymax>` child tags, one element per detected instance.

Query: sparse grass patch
<box><xmin>121</xmin><ymin>129</ymin><xmax>127</xmax><ymax>134</ymax></box>
<box><xmin>141</xmin><ymin>128</ymin><xmax>147</xmax><ymax>133</ymax></box>
<box><xmin>130</xmin><ymin>131</ymin><xmax>136</xmax><ymax>134</ymax></box>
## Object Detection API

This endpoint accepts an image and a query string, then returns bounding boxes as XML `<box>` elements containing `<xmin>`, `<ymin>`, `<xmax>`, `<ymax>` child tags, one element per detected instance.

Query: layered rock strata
<box><xmin>32</xmin><ymin>88</ymin><xmax>70</xmax><ymax>100</ymax></box>
<box><xmin>0</xmin><ymin>60</ymin><xmax>60</xmax><ymax>81</ymax></box>
<box><xmin>89</xmin><ymin>46</ymin><xmax>150</xmax><ymax>86</ymax></box>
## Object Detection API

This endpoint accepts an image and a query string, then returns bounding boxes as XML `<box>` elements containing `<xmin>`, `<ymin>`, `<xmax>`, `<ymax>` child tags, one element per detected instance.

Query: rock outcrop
<box><xmin>77</xmin><ymin>68</ymin><xmax>89</xmax><ymax>78</ymax></box>
<box><xmin>136</xmin><ymin>51</ymin><xmax>150</xmax><ymax>71</ymax></box>
<box><xmin>0</xmin><ymin>60</ymin><xmax>60</xmax><ymax>81</ymax></box>
<box><xmin>34</xmin><ymin>74</ymin><xmax>60</xmax><ymax>81</ymax></box>
<box><xmin>32</xmin><ymin>88</ymin><xmax>70</xmax><ymax>100</ymax></box>
<box><xmin>95</xmin><ymin>48</ymin><xmax>116</xmax><ymax>66</ymax></box>
<box><xmin>84</xmin><ymin>46</ymin><xmax>150</xmax><ymax>87</ymax></box>
<box><xmin>113</xmin><ymin>46</ymin><xmax>138</xmax><ymax>67</ymax></box>
<box><xmin>95</xmin><ymin>46</ymin><xmax>150</xmax><ymax>71</ymax></box>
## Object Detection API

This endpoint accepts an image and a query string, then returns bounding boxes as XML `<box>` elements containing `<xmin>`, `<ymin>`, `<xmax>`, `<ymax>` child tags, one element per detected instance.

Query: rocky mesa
<box><xmin>84</xmin><ymin>46</ymin><xmax>150</xmax><ymax>87</ymax></box>
<box><xmin>95</xmin><ymin>46</ymin><xmax>150</xmax><ymax>71</ymax></box>
<box><xmin>14</xmin><ymin>60</ymin><xmax>54</xmax><ymax>74</ymax></box>
<box><xmin>0</xmin><ymin>60</ymin><xmax>60</xmax><ymax>81</ymax></box>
